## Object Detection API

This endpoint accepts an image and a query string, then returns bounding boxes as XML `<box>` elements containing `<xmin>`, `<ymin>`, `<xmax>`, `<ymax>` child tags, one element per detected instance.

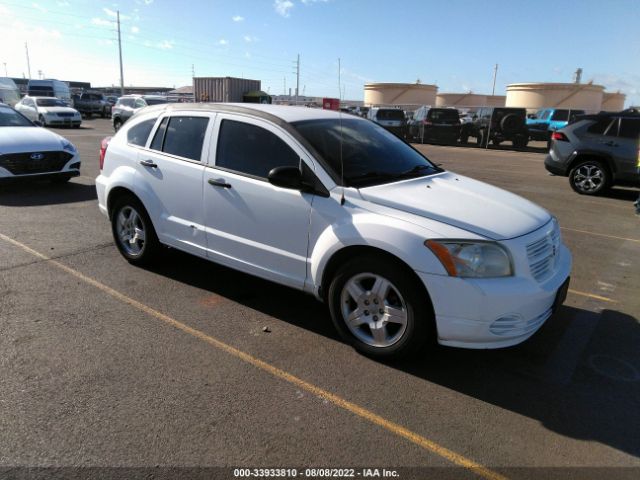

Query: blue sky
<box><xmin>1</xmin><ymin>0</ymin><xmax>639</xmax><ymax>104</ymax></box>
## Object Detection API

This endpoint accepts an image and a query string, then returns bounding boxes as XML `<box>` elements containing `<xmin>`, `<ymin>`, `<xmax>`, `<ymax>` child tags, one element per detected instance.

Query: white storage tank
<box><xmin>364</xmin><ymin>82</ymin><xmax>437</xmax><ymax>107</ymax></box>
<box><xmin>506</xmin><ymin>82</ymin><xmax>604</xmax><ymax>113</ymax></box>
<box><xmin>601</xmin><ymin>92</ymin><xmax>626</xmax><ymax>112</ymax></box>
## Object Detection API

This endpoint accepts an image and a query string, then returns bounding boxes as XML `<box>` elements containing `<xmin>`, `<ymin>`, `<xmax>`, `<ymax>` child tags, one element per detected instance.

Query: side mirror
<box><xmin>33</xmin><ymin>120</ymin><xmax>43</xmax><ymax>127</ymax></box>
<box><xmin>268</xmin><ymin>166</ymin><xmax>304</xmax><ymax>190</ymax></box>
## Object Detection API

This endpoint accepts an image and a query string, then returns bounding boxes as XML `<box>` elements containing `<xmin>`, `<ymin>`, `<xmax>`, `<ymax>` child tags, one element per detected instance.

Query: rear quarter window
<box><xmin>127</xmin><ymin>118</ymin><xmax>158</xmax><ymax>147</ymax></box>
<box><xmin>376</xmin><ymin>109</ymin><xmax>405</xmax><ymax>121</ymax></box>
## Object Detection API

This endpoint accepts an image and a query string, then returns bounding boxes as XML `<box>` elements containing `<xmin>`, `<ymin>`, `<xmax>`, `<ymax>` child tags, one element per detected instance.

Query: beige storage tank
<box><xmin>601</xmin><ymin>92</ymin><xmax>626</xmax><ymax>112</ymax></box>
<box><xmin>506</xmin><ymin>82</ymin><xmax>604</xmax><ymax>113</ymax></box>
<box><xmin>364</xmin><ymin>82</ymin><xmax>437</xmax><ymax>107</ymax></box>
<box><xmin>485</xmin><ymin>95</ymin><xmax>506</xmax><ymax>107</ymax></box>
<box><xmin>436</xmin><ymin>93</ymin><xmax>486</xmax><ymax>108</ymax></box>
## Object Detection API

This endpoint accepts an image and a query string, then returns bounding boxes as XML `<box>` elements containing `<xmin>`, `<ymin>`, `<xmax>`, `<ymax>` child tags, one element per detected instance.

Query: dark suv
<box><xmin>406</xmin><ymin>107</ymin><xmax>461</xmax><ymax>144</ymax></box>
<box><xmin>544</xmin><ymin>109</ymin><xmax>640</xmax><ymax>195</ymax></box>
<box><xmin>461</xmin><ymin>107</ymin><xmax>528</xmax><ymax>148</ymax></box>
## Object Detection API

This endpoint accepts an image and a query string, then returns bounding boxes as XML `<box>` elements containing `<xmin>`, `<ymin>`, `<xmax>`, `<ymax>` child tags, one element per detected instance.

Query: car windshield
<box><xmin>0</xmin><ymin>106</ymin><xmax>33</xmax><ymax>127</ymax></box>
<box><xmin>292</xmin><ymin>118</ymin><xmax>441</xmax><ymax>188</ymax></box>
<box><xmin>144</xmin><ymin>98</ymin><xmax>168</xmax><ymax>106</ymax></box>
<box><xmin>36</xmin><ymin>98</ymin><xmax>67</xmax><ymax>107</ymax></box>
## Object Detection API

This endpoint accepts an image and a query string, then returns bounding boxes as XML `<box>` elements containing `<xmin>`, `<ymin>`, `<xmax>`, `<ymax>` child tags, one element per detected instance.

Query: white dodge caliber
<box><xmin>96</xmin><ymin>104</ymin><xmax>571</xmax><ymax>358</ymax></box>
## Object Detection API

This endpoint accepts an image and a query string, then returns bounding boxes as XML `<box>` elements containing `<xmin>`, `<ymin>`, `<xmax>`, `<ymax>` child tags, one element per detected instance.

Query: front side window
<box><xmin>118</xmin><ymin>98</ymin><xmax>135</xmax><ymax>108</ymax></box>
<box><xmin>605</xmin><ymin>118</ymin><xmax>620</xmax><ymax>137</ymax></box>
<box><xmin>293</xmin><ymin>118</ymin><xmax>440</xmax><ymax>188</ymax></box>
<box><xmin>216</xmin><ymin>120</ymin><xmax>299</xmax><ymax>178</ymax></box>
<box><xmin>134</xmin><ymin>99</ymin><xmax>146</xmax><ymax>109</ymax></box>
<box><xmin>159</xmin><ymin>116</ymin><xmax>209</xmax><ymax>161</ymax></box>
<box><xmin>127</xmin><ymin>118</ymin><xmax>158</xmax><ymax>147</ymax></box>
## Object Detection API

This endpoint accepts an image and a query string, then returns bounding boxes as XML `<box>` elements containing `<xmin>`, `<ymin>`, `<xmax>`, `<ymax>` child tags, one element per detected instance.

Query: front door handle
<box><xmin>208</xmin><ymin>178</ymin><xmax>232</xmax><ymax>189</ymax></box>
<box><xmin>601</xmin><ymin>141</ymin><xmax>618</xmax><ymax>147</ymax></box>
<box><xmin>140</xmin><ymin>159</ymin><xmax>158</xmax><ymax>168</ymax></box>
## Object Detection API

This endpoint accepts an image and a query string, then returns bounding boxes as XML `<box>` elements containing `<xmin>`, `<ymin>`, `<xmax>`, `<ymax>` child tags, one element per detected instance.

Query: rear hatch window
<box><xmin>427</xmin><ymin>109</ymin><xmax>459</xmax><ymax>123</ymax></box>
<box><xmin>376</xmin><ymin>109</ymin><xmax>404</xmax><ymax>121</ymax></box>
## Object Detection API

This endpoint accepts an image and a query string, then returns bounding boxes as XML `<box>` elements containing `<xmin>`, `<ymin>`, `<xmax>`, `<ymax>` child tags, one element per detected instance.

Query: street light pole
<box><xmin>117</xmin><ymin>10</ymin><xmax>124</xmax><ymax>96</ymax></box>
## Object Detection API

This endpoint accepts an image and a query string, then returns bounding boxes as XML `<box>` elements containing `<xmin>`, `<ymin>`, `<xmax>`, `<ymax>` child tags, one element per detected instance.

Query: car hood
<box><xmin>359</xmin><ymin>171</ymin><xmax>550</xmax><ymax>240</ymax></box>
<box><xmin>40</xmin><ymin>106</ymin><xmax>78</xmax><ymax>114</ymax></box>
<box><xmin>0</xmin><ymin>127</ymin><xmax>66</xmax><ymax>154</ymax></box>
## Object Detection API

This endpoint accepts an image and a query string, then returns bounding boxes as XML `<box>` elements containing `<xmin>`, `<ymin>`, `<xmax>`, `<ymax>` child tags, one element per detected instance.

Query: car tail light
<box><xmin>99</xmin><ymin>136</ymin><xmax>112</xmax><ymax>170</ymax></box>
<box><xmin>551</xmin><ymin>132</ymin><xmax>568</xmax><ymax>142</ymax></box>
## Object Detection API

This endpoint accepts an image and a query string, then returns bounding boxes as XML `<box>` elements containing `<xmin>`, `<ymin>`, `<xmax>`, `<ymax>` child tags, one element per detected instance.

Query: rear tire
<box><xmin>327</xmin><ymin>255</ymin><xmax>433</xmax><ymax>359</ymax></box>
<box><xmin>110</xmin><ymin>195</ymin><xmax>160</xmax><ymax>265</ymax></box>
<box><xmin>477</xmin><ymin>129</ymin><xmax>488</xmax><ymax>147</ymax></box>
<box><xmin>569</xmin><ymin>159</ymin><xmax>611</xmax><ymax>195</ymax></box>
<box><xmin>113</xmin><ymin>118</ymin><xmax>123</xmax><ymax>132</ymax></box>
<box><xmin>513</xmin><ymin>135</ymin><xmax>528</xmax><ymax>148</ymax></box>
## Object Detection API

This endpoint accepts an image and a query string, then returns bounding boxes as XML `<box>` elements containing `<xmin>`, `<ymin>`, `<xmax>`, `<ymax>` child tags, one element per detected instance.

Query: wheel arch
<box><xmin>318</xmin><ymin>244</ymin><xmax>436</xmax><ymax>322</ymax></box>
<box><xmin>569</xmin><ymin>151</ymin><xmax>617</xmax><ymax>175</ymax></box>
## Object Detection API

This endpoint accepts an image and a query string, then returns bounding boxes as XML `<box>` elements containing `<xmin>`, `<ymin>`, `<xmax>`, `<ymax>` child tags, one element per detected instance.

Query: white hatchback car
<box><xmin>15</xmin><ymin>96</ymin><xmax>82</xmax><ymax>128</ymax></box>
<box><xmin>96</xmin><ymin>104</ymin><xmax>571</xmax><ymax>358</ymax></box>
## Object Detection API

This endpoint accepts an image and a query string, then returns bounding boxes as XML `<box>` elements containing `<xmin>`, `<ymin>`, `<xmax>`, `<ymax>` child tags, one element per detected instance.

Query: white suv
<box><xmin>96</xmin><ymin>104</ymin><xmax>571</xmax><ymax>358</ymax></box>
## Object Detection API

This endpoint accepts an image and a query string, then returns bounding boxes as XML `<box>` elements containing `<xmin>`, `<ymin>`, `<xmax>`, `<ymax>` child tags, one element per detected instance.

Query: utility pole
<box><xmin>191</xmin><ymin>64</ymin><xmax>195</xmax><ymax>78</ymax></box>
<box><xmin>3</xmin><ymin>62</ymin><xmax>7</xmax><ymax>77</ymax></box>
<box><xmin>25</xmin><ymin>42</ymin><xmax>32</xmax><ymax>79</ymax></box>
<box><xmin>117</xmin><ymin>10</ymin><xmax>124</xmax><ymax>96</ymax></box>
<box><xmin>283</xmin><ymin>76</ymin><xmax>286</xmax><ymax>96</ymax></box>
<box><xmin>294</xmin><ymin>53</ymin><xmax>300</xmax><ymax>105</ymax></box>
<box><xmin>491</xmin><ymin>63</ymin><xmax>498</xmax><ymax>96</ymax></box>
<box><xmin>338</xmin><ymin>58</ymin><xmax>341</xmax><ymax>102</ymax></box>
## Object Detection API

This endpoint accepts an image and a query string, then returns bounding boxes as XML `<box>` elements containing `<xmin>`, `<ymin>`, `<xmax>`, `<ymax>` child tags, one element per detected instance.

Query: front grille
<box><xmin>57</xmin><ymin>112</ymin><xmax>74</xmax><ymax>117</ymax></box>
<box><xmin>0</xmin><ymin>151</ymin><xmax>74</xmax><ymax>175</ymax></box>
<box><xmin>526</xmin><ymin>222</ymin><xmax>561</xmax><ymax>282</ymax></box>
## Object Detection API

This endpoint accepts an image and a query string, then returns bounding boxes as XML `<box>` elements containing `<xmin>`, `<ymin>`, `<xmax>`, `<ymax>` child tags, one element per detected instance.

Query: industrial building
<box><xmin>193</xmin><ymin>77</ymin><xmax>261</xmax><ymax>103</ymax></box>
<box><xmin>505</xmin><ymin>82</ymin><xmax>625</xmax><ymax>113</ymax></box>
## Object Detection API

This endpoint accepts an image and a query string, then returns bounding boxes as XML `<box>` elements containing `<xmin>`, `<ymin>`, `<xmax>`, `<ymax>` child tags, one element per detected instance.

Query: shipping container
<box><xmin>322</xmin><ymin>97</ymin><xmax>340</xmax><ymax>110</ymax></box>
<box><xmin>193</xmin><ymin>77</ymin><xmax>261</xmax><ymax>103</ymax></box>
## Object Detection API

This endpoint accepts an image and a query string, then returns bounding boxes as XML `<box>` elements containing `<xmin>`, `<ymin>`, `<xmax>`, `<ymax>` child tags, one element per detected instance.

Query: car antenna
<box><xmin>338</xmin><ymin>57</ymin><xmax>345</xmax><ymax>206</ymax></box>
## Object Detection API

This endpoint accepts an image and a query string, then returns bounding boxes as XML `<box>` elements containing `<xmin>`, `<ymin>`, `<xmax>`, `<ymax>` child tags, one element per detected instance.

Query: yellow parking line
<box><xmin>568</xmin><ymin>289</ymin><xmax>616</xmax><ymax>303</ymax></box>
<box><xmin>561</xmin><ymin>227</ymin><xmax>640</xmax><ymax>244</ymax></box>
<box><xmin>0</xmin><ymin>232</ymin><xmax>507</xmax><ymax>480</ymax></box>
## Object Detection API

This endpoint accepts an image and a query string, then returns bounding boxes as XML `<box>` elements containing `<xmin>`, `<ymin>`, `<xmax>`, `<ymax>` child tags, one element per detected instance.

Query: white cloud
<box><xmin>243</xmin><ymin>35</ymin><xmax>258</xmax><ymax>43</ymax></box>
<box><xmin>144</xmin><ymin>0</ymin><xmax>153</xmax><ymax>4</ymax></box>
<box><xmin>232</xmin><ymin>15</ymin><xmax>244</xmax><ymax>22</ymax></box>
<box><xmin>301</xmin><ymin>0</ymin><xmax>329</xmax><ymax>3</ymax></box>
<box><xmin>218</xmin><ymin>38</ymin><xmax>229</xmax><ymax>45</ymax></box>
<box><xmin>32</xmin><ymin>3</ymin><xmax>47</xmax><ymax>13</ymax></box>
<box><xmin>56</xmin><ymin>1</ymin><xmax>70</xmax><ymax>7</ymax></box>
<box><xmin>158</xmin><ymin>40</ymin><xmax>174</xmax><ymax>50</ymax></box>
<box><xmin>274</xmin><ymin>0</ymin><xmax>294</xmax><ymax>17</ymax></box>
<box><xmin>91</xmin><ymin>17</ymin><xmax>112</xmax><ymax>27</ymax></box>
<box><xmin>131</xmin><ymin>26</ymin><xmax>140</xmax><ymax>34</ymax></box>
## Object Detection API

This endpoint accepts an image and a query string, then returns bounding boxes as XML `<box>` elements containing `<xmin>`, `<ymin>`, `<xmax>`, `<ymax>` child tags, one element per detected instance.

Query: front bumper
<box><xmin>418</xmin><ymin>238</ymin><xmax>572</xmax><ymax>349</ymax></box>
<box><xmin>0</xmin><ymin>169</ymin><xmax>80</xmax><ymax>183</ymax></box>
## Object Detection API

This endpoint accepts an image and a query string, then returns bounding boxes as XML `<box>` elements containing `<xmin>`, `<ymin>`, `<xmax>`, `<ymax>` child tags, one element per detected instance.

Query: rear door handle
<box><xmin>140</xmin><ymin>159</ymin><xmax>158</xmax><ymax>168</ymax></box>
<box><xmin>601</xmin><ymin>141</ymin><xmax>618</xmax><ymax>147</ymax></box>
<box><xmin>208</xmin><ymin>178</ymin><xmax>232</xmax><ymax>189</ymax></box>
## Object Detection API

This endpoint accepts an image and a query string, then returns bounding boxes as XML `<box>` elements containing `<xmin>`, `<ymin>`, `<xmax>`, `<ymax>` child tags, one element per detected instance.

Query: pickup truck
<box><xmin>72</xmin><ymin>92</ymin><xmax>109</xmax><ymax>118</ymax></box>
<box><xmin>526</xmin><ymin>108</ymin><xmax>584</xmax><ymax>143</ymax></box>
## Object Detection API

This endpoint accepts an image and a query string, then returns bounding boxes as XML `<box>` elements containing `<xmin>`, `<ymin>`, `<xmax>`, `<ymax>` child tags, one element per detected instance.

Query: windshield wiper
<box><xmin>398</xmin><ymin>164</ymin><xmax>434</xmax><ymax>176</ymax></box>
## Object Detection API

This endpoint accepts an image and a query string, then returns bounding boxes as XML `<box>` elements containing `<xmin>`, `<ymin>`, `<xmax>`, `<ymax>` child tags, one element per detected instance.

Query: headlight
<box><xmin>425</xmin><ymin>240</ymin><xmax>513</xmax><ymax>278</ymax></box>
<box><xmin>61</xmin><ymin>140</ymin><xmax>77</xmax><ymax>153</ymax></box>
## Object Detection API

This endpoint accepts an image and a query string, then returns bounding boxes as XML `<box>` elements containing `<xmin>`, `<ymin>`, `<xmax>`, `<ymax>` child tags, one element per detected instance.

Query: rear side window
<box><xmin>605</xmin><ymin>118</ymin><xmax>620</xmax><ymax>137</ymax></box>
<box><xmin>216</xmin><ymin>119</ymin><xmax>299</xmax><ymax>178</ymax></box>
<box><xmin>150</xmin><ymin>117</ymin><xmax>168</xmax><ymax>151</ymax></box>
<box><xmin>587</xmin><ymin>118</ymin><xmax>614</xmax><ymax>135</ymax></box>
<box><xmin>127</xmin><ymin>118</ymin><xmax>158</xmax><ymax>147</ymax></box>
<box><xmin>159</xmin><ymin>116</ymin><xmax>209</xmax><ymax>161</ymax></box>
<box><xmin>619</xmin><ymin>119</ymin><xmax>640</xmax><ymax>139</ymax></box>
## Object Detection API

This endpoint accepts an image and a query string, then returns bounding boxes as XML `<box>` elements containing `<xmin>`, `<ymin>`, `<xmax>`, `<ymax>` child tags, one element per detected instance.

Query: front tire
<box><xmin>113</xmin><ymin>118</ymin><xmax>123</xmax><ymax>132</ymax></box>
<box><xmin>328</xmin><ymin>255</ymin><xmax>433</xmax><ymax>359</ymax></box>
<box><xmin>38</xmin><ymin>115</ymin><xmax>46</xmax><ymax>126</ymax></box>
<box><xmin>111</xmin><ymin>195</ymin><xmax>160</xmax><ymax>265</ymax></box>
<box><xmin>569</xmin><ymin>159</ymin><xmax>611</xmax><ymax>195</ymax></box>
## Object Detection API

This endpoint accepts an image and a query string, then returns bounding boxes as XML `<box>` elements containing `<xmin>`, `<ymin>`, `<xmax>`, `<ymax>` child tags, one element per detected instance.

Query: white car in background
<box><xmin>0</xmin><ymin>103</ymin><xmax>81</xmax><ymax>183</ymax></box>
<box><xmin>96</xmin><ymin>103</ymin><xmax>571</xmax><ymax>359</ymax></box>
<box><xmin>15</xmin><ymin>96</ymin><xmax>82</xmax><ymax>128</ymax></box>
